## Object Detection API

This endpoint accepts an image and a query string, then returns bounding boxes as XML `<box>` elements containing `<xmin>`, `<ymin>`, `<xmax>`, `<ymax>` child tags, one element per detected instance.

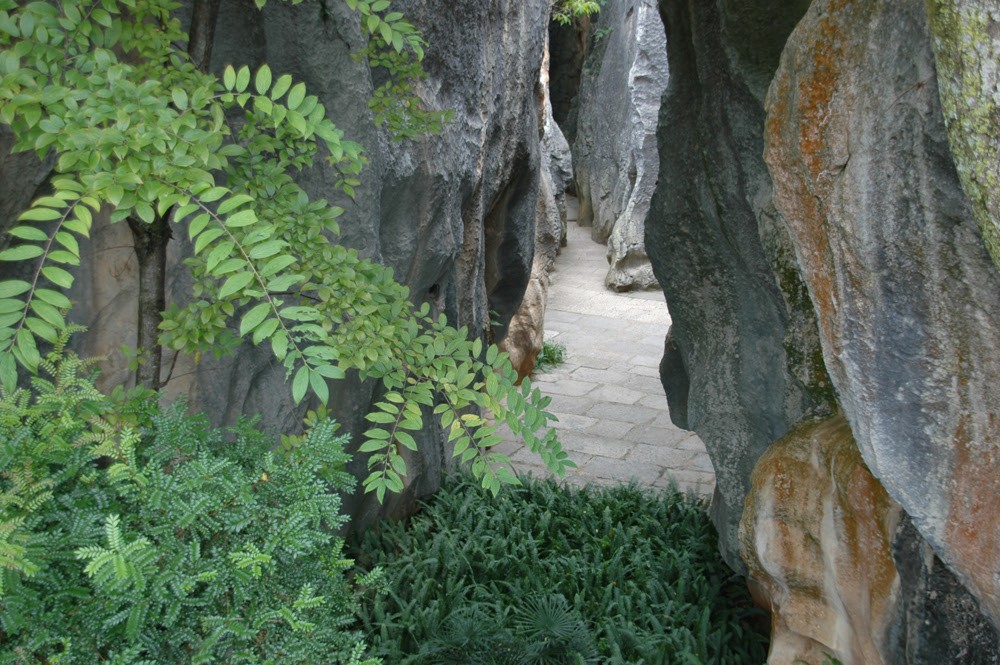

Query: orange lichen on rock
<box><xmin>945</xmin><ymin>413</ymin><xmax>1000</xmax><ymax>623</ymax></box>
<box><xmin>740</xmin><ymin>414</ymin><xmax>901</xmax><ymax>665</ymax></box>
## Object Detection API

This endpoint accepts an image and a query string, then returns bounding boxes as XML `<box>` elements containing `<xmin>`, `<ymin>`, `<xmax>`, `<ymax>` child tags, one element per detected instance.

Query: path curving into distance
<box><xmin>495</xmin><ymin>201</ymin><xmax>716</xmax><ymax>497</ymax></box>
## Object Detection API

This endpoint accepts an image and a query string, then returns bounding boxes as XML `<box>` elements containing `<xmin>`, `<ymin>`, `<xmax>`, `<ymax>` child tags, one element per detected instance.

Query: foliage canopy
<box><xmin>0</xmin><ymin>0</ymin><xmax>573</xmax><ymax>499</ymax></box>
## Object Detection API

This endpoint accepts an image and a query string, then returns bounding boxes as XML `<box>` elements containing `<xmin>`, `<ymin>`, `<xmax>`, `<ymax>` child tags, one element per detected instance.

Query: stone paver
<box><xmin>502</xmin><ymin>204</ymin><xmax>716</xmax><ymax>499</ymax></box>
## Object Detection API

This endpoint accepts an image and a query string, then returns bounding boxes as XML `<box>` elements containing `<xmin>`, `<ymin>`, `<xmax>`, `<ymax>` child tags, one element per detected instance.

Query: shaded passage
<box><xmin>498</xmin><ymin>201</ymin><xmax>715</xmax><ymax>496</ymax></box>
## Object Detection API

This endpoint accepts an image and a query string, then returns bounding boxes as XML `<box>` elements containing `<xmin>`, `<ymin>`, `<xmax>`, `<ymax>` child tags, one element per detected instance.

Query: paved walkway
<box><xmin>495</xmin><ymin>204</ymin><xmax>716</xmax><ymax>497</ymax></box>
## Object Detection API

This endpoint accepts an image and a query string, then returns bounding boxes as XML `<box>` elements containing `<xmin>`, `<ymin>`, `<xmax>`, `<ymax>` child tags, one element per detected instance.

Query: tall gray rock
<box><xmin>572</xmin><ymin>0</ymin><xmax>668</xmax><ymax>291</ymax></box>
<box><xmin>646</xmin><ymin>0</ymin><xmax>817</xmax><ymax>573</ymax></box>
<box><xmin>766</xmin><ymin>0</ymin><xmax>1000</xmax><ymax>644</ymax></box>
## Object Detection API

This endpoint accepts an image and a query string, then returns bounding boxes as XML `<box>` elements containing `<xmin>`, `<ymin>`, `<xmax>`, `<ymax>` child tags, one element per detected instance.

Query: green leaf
<box><xmin>270</xmin><ymin>74</ymin><xmax>292</xmax><ymax>101</ymax></box>
<box><xmin>199</xmin><ymin>187</ymin><xmax>229</xmax><ymax>203</ymax></box>
<box><xmin>260</xmin><ymin>255</ymin><xmax>297</xmax><ymax>277</ymax></box>
<box><xmin>194</xmin><ymin>228</ymin><xmax>224</xmax><ymax>255</ymax></box>
<box><xmin>205</xmin><ymin>240</ymin><xmax>235</xmax><ymax>272</ymax></box>
<box><xmin>225</xmin><ymin>209</ymin><xmax>257</xmax><ymax>228</ymax></box>
<box><xmin>292</xmin><ymin>365</ymin><xmax>309</xmax><ymax>403</ymax></box>
<box><xmin>358</xmin><ymin>438</ymin><xmax>390</xmax><ymax>453</ymax></box>
<box><xmin>223</xmin><ymin>65</ymin><xmax>236</xmax><ymax>89</ymax></box>
<box><xmin>34</xmin><ymin>288</ymin><xmax>71</xmax><ymax>309</ymax></box>
<box><xmin>0</xmin><ymin>245</ymin><xmax>44</xmax><ymax>261</ymax></box>
<box><xmin>365</xmin><ymin>411</ymin><xmax>396</xmax><ymax>424</ymax></box>
<box><xmin>16</xmin><ymin>327</ymin><xmax>39</xmax><ymax>371</ymax></box>
<box><xmin>0</xmin><ymin>280</ymin><xmax>30</xmax><ymax>298</ymax></box>
<box><xmin>235</xmin><ymin>65</ymin><xmax>251</xmax><ymax>93</ymax></box>
<box><xmin>171</xmin><ymin>87</ymin><xmax>188</xmax><ymax>110</ymax></box>
<box><xmin>6</xmin><ymin>225</ymin><xmax>48</xmax><ymax>241</ymax></box>
<box><xmin>314</xmin><ymin>364</ymin><xmax>346</xmax><ymax>379</ymax></box>
<box><xmin>217</xmin><ymin>194</ymin><xmax>253</xmax><ymax>215</ymax></box>
<box><xmin>219</xmin><ymin>271</ymin><xmax>255</xmax><ymax>299</ymax></box>
<box><xmin>39</xmin><ymin>266</ymin><xmax>73</xmax><ymax>290</ymax></box>
<box><xmin>247</xmin><ymin>240</ymin><xmax>284</xmax><ymax>259</ymax></box>
<box><xmin>30</xmin><ymin>300</ymin><xmax>65</xmax><ymax>328</ymax></box>
<box><xmin>252</xmin><ymin>317</ymin><xmax>280</xmax><ymax>345</ymax></box>
<box><xmin>55</xmin><ymin>231</ymin><xmax>79</xmax><ymax>257</ymax></box>
<box><xmin>254</xmin><ymin>64</ymin><xmax>272</xmax><ymax>95</ymax></box>
<box><xmin>24</xmin><ymin>316</ymin><xmax>57</xmax><ymax>344</ymax></box>
<box><xmin>309</xmin><ymin>368</ymin><xmax>329</xmax><ymax>404</ymax></box>
<box><xmin>395</xmin><ymin>430</ymin><xmax>417</xmax><ymax>451</ymax></box>
<box><xmin>0</xmin><ymin>352</ymin><xmax>15</xmax><ymax>392</ymax></box>
<box><xmin>240</xmin><ymin>302</ymin><xmax>271</xmax><ymax>336</ymax></box>
<box><xmin>46</xmin><ymin>250</ymin><xmax>79</xmax><ymax>265</ymax></box>
<box><xmin>18</xmin><ymin>206</ymin><xmax>61</xmax><ymax>221</ymax></box>
<box><xmin>287</xmin><ymin>82</ymin><xmax>306</xmax><ymax>111</ymax></box>
<box><xmin>0</xmin><ymin>299</ymin><xmax>23</xmax><ymax>314</ymax></box>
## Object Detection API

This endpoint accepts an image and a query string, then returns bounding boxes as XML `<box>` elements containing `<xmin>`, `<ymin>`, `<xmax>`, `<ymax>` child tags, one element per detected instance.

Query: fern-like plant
<box><xmin>0</xmin><ymin>340</ymin><xmax>380</xmax><ymax>664</ymax></box>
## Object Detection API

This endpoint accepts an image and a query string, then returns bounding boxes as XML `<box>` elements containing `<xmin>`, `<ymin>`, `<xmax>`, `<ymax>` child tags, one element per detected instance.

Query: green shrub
<box><xmin>0</xmin><ymin>342</ymin><xmax>379</xmax><ymax>664</ymax></box>
<box><xmin>354</xmin><ymin>474</ymin><xmax>767</xmax><ymax>664</ymax></box>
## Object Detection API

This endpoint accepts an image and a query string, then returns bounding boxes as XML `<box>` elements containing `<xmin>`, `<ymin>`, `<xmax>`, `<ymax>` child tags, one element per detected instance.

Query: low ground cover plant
<box><xmin>0</xmin><ymin>339</ymin><xmax>378</xmax><ymax>664</ymax></box>
<box><xmin>354</xmin><ymin>474</ymin><xmax>768</xmax><ymax>664</ymax></box>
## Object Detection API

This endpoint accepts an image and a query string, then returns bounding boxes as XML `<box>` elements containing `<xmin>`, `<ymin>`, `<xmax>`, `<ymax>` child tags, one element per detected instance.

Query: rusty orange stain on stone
<box><xmin>945</xmin><ymin>413</ymin><xmax>1000</xmax><ymax>621</ymax></box>
<box><xmin>741</xmin><ymin>414</ymin><xmax>899</xmax><ymax>664</ymax></box>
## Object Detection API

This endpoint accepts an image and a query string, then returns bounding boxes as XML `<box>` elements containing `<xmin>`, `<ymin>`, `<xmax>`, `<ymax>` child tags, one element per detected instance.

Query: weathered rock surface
<box><xmin>766</xmin><ymin>0</ymin><xmax>1000</xmax><ymax>632</ymax></box>
<box><xmin>741</xmin><ymin>414</ymin><xmax>901</xmax><ymax>665</ymax></box>
<box><xmin>647</xmin><ymin>0</ymin><xmax>816</xmax><ymax>573</ymax></box>
<box><xmin>742</xmin><ymin>414</ymin><xmax>1000</xmax><ymax>665</ymax></box>
<box><xmin>924</xmin><ymin>0</ymin><xmax>1000</xmax><ymax>272</ymax></box>
<box><xmin>1</xmin><ymin>0</ymin><xmax>548</xmax><ymax>529</ymax></box>
<box><xmin>501</xmin><ymin>35</ymin><xmax>563</xmax><ymax>383</ymax></box>
<box><xmin>572</xmin><ymin>0</ymin><xmax>667</xmax><ymax>291</ymax></box>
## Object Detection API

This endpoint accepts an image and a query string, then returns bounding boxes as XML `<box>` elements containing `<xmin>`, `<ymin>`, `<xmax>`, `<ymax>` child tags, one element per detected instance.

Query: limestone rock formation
<box><xmin>502</xmin><ymin>36</ymin><xmax>565</xmax><ymax>382</ymax></box>
<box><xmin>766</xmin><ymin>0</ymin><xmax>1000</xmax><ymax>635</ymax></box>
<box><xmin>742</xmin><ymin>414</ymin><xmax>999</xmax><ymax>665</ymax></box>
<box><xmin>741</xmin><ymin>415</ymin><xmax>901</xmax><ymax>665</ymax></box>
<box><xmin>648</xmin><ymin>0</ymin><xmax>1000</xmax><ymax>659</ymax></box>
<box><xmin>646</xmin><ymin>0</ymin><xmax>817</xmax><ymax>574</ymax></box>
<box><xmin>572</xmin><ymin>0</ymin><xmax>667</xmax><ymax>291</ymax></box>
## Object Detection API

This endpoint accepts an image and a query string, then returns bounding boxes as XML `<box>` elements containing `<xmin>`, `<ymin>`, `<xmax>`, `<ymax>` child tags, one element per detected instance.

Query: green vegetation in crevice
<box><xmin>353</xmin><ymin>474</ymin><xmax>769</xmax><ymax>664</ymax></box>
<box><xmin>533</xmin><ymin>340</ymin><xmax>567</xmax><ymax>373</ymax></box>
<box><xmin>551</xmin><ymin>0</ymin><xmax>605</xmax><ymax>26</ymax></box>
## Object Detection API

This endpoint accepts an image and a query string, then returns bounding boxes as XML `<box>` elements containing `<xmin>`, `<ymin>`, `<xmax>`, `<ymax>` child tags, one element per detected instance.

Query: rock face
<box><xmin>766</xmin><ymin>0</ymin><xmax>1000</xmax><ymax>636</ymax></box>
<box><xmin>742</xmin><ymin>414</ymin><xmax>1000</xmax><ymax>665</ymax></box>
<box><xmin>209</xmin><ymin>0</ymin><xmax>549</xmax><ymax>528</ymax></box>
<box><xmin>0</xmin><ymin>0</ymin><xmax>548</xmax><ymax>529</ymax></box>
<box><xmin>924</xmin><ymin>1</ymin><xmax>1000</xmax><ymax>272</ymax></box>
<box><xmin>649</xmin><ymin>0</ymin><xmax>1000</xmax><ymax>659</ymax></box>
<box><xmin>501</xmin><ymin>35</ymin><xmax>564</xmax><ymax>383</ymax></box>
<box><xmin>741</xmin><ymin>415</ymin><xmax>902</xmax><ymax>665</ymax></box>
<box><xmin>572</xmin><ymin>0</ymin><xmax>667</xmax><ymax>291</ymax></box>
<box><xmin>646</xmin><ymin>0</ymin><xmax>818</xmax><ymax>573</ymax></box>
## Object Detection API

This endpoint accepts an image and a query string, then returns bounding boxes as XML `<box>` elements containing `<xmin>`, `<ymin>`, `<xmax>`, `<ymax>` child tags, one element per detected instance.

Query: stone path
<box><xmin>494</xmin><ymin>204</ymin><xmax>716</xmax><ymax>497</ymax></box>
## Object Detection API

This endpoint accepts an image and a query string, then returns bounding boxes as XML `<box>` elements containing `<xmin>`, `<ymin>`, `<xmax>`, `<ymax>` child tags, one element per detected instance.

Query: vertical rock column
<box><xmin>765</xmin><ymin>0</ymin><xmax>1000</xmax><ymax>655</ymax></box>
<box><xmin>646</xmin><ymin>0</ymin><xmax>817</xmax><ymax>573</ymax></box>
<box><xmin>572</xmin><ymin>0</ymin><xmax>668</xmax><ymax>291</ymax></box>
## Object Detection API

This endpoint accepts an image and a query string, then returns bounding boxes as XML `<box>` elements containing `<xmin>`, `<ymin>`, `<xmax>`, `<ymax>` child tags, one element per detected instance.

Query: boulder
<box><xmin>572</xmin><ymin>0</ymin><xmax>667</xmax><ymax>291</ymax></box>
<box><xmin>766</xmin><ymin>0</ymin><xmax>1000</xmax><ymax>631</ymax></box>
<box><xmin>742</xmin><ymin>414</ymin><xmax>999</xmax><ymax>665</ymax></box>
